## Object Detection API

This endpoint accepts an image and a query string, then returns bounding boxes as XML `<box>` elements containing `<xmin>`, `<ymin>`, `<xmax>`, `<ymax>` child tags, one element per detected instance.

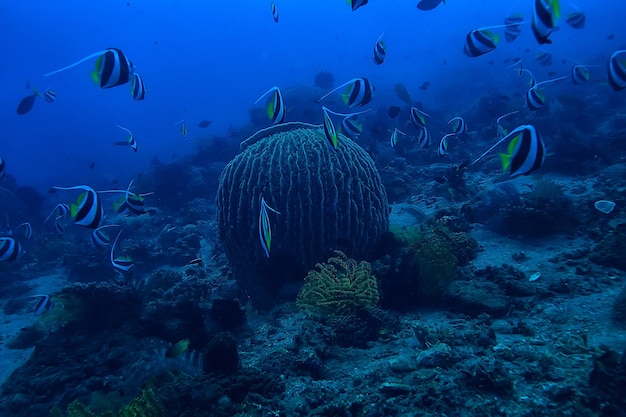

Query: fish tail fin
<box><xmin>45</xmin><ymin>51</ymin><xmax>105</xmax><ymax>77</ymax></box>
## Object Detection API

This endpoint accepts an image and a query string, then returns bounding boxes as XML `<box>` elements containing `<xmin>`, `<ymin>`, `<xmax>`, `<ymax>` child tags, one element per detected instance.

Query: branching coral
<box><xmin>296</xmin><ymin>251</ymin><xmax>379</xmax><ymax>317</ymax></box>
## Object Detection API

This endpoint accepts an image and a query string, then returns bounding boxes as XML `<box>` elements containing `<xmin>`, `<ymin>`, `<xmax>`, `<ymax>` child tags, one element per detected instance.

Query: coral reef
<box><xmin>382</xmin><ymin>226</ymin><xmax>466</xmax><ymax>310</ymax></box>
<box><xmin>216</xmin><ymin>123</ymin><xmax>389</xmax><ymax>307</ymax></box>
<box><xmin>487</xmin><ymin>179</ymin><xmax>578</xmax><ymax>236</ymax></box>
<box><xmin>296</xmin><ymin>250</ymin><xmax>380</xmax><ymax>317</ymax></box>
<box><xmin>590</xmin><ymin>223</ymin><xmax>626</xmax><ymax>271</ymax></box>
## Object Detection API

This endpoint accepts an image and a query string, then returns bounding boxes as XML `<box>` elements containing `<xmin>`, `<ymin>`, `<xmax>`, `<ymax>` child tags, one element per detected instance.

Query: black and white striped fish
<box><xmin>32</xmin><ymin>294</ymin><xmax>54</xmax><ymax>316</ymax></box>
<box><xmin>255</xmin><ymin>86</ymin><xmax>286</xmax><ymax>125</ymax></box>
<box><xmin>259</xmin><ymin>196</ymin><xmax>280</xmax><ymax>258</ymax></box>
<box><xmin>448</xmin><ymin>117</ymin><xmax>468</xmax><ymax>135</ymax></box>
<box><xmin>439</xmin><ymin>133</ymin><xmax>454</xmax><ymax>156</ymax></box>
<box><xmin>317</xmin><ymin>78</ymin><xmax>374</xmax><ymax>108</ymax></box>
<box><xmin>114</xmin><ymin>125</ymin><xmax>138</xmax><ymax>152</ymax></box>
<box><xmin>0</xmin><ymin>157</ymin><xmax>5</xmax><ymax>177</ymax></box>
<box><xmin>532</xmin><ymin>0</ymin><xmax>560</xmax><ymax>45</ymax></box>
<box><xmin>53</xmin><ymin>185</ymin><xmax>104</xmax><ymax>229</ymax></box>
<box><xmin>15</xmin><ymin>222</ymin><xmax>32</xmax><ymax>240</ymax></box>
<box><xmin>504</xmin><ymin>14</ymin><xmax>524</xmax><ymax>42</ymax></box>
<box><xmin>464</xmin><ymin>28</ymin><xmax>500</xmax><ymax>57</ymax></box>
<box><xmin>608</xmin><ymin>50</ymin><xmax>626</xmax><ymax>91</ymax></box>
<box><xmin>565</xmin><ymin>11</ymin><xmax>585</xmax><ymax>29</ymax></box>
<box><xmin>525</xmin><ymin>76</ymin><xmax>568</xmax><ymax>110</ymax></box>
<box><xmin>130</xmin><ymin>72</ymin><xmax>145</xmax><ymax>101</ymax></box>
<box><xmin>113</xmin><ymin>180</ymin><xmax>152</xmax><ymax>216</ymax></box>
<box><xmin>110</xmin><ymin>230</ymin><xmax>133</xmax><ymax>273</ymax></box>
<box><xmin>571</xmin><ymin>65</ymin><xmax>591</xmax><ymax>85</ymax></box>
<box><xmin>0</xmin><ymin>237</ymin><xmax>21</xmax><ymax>262</ymax></box>
<box><xmin>499</xmin><ymin>125</ymin><xmax>545</xmax><ymax>176</ymax></box>
<box><xmin>45</xmin><ymin>48</ymin><xmax>134</xmax><ymax>89</ymax></box>
<box><xmin>341</xmin><ymin>116</ymin><xmax>363</xmax><ymax>138</ymax></box>
<box><xmin>373</xmin><ymin>34</ymin><xmax>386</xmax><ymax>65</ymax></box>
<box><xmin>91</xmin><ymin>225</ymin><xmax>118</xmax><ymax>249</ymax></box>
<box><xmin>270</xmin><ymin>1</ymin><xmax>279</xmax><ymax>22</ymax></box>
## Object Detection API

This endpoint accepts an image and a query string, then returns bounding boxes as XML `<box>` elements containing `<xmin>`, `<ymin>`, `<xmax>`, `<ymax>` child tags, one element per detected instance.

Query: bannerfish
<box><xmin>45</xmin><ymin>48</ymin><xmax>134</xmax><ymax>89</ymax></box>
<box><xmin>110</xmin><ymin>230</ymin><xmax>134</xmax><ymax>273</ymax></box>
<box><xmin>32</xmin><ymin>294</ymin><xmax>54</xmax><ymax>316</ymax></box>
<box><xmin>535</xmin><ymin>50</ymin><xmax>552</xmax><ymax>66</ymax></box>
<box><xmin>464</xmin><ymin>27</ymin><xmax>501</xmax><ymax>57</ymax></box>
<box><xmin>499</xmin><ymin>124</ymin><xmax>545</xmax><ymax>176</ymax></box>
<box><xmin>571</xmin><ymin>65</ymin><xmax>591</xmax><ymax>85</ymax></box>
<box><xmin>321</xmin><ymin>106</ymin><xmax>339</xmax><ymax>151</ymax></box>
<box><xmin>439</xmin><ymin>133</ymin><xmax>454</xmax><ymax>156</ymax></box>
<box><xmin>448</xmin><ymin>117</ymin><xmax>468</xmax><ymax>135</ymax></box>
<box><xmin>53</xmin><ymin>185</ymin><xmax>104</xmax><ymax>229</ymax></box>
<box><xmin>175</xmin><ymin>119</ymin><xmax>188</xmax><ymax>138</ymax></box>
<box><xmin>341</xmin><ymin>116</ymin><xmax>363</xmax><ymax>138</ymax></box>
<box><xmin>259</xmin><ymin>196</ymin><xmax>280</xmax><ymax>258</ymax></box>
<box><xmin>113</xmin><ymin>180</ymin><xmax>153</xmax><ymax>216</ymax></box>
<box><xmin>115</xmin><ymin>125</ymin><xmax>138</xmax><ymax>152</ymax></box>
<box><xmin>255</xmin><ymin>86</ymin><xmax>286</xmax><ymax>125</ymax></box>
<box><xmin>271</xmin><ymin>1</ymin><xmax>279</xmax><ymax>22</ymax></box>
<box><xmin>389</xmin><ymin>128</ymin><xmax>406</xmax><ymax>148</ymax></box>
<box><xmin>565</xmin><ymin>11</ymin><xmax>585</xmax><ymax>29</ymax></box>
<box><xmin>130</xmin><ymin>72</ymin><xmax>145</xmax><ymax>101</ymax></box>
<box><xmin>90</xmin><ymin>224</ymin><xmax>119</xmax><ymax>249</ymax></box>
<box><xmin>317</xmin><ymin>77</ymin><xmax>374</xmax><ymax>108</ymax></box>
<box><xmin>532</xmin><ymin>0</ymin><xmax>560</xmax><ymax>45</ymax></box>
<box><xmin>14</xmin><ymin>222</ymin><xmax>32</xmax><ymax>240</ymax></box>
<box><xmin>373</xmin><ymin>33</ymin><xmax>386</xmax><ymax>65</ymax></box>
<box><xmin>0</xmin><ymin>237</ymin><xmax>21</xmax><ymax>262</ymax></box>
<box><xmin>0</xmin><ymin>157</ymin><xmax>5</xmax><ymax>177</ymax></box>
<box><xmin>526</xmin><ymin>76</ymin><xmax>568</xmax><ymax>110</ymax></box>
<box><xmin>504</xmin><ymin>14</ymin><xmax>524</xmax><ymax>42</ymax></box>
<box><xmin>608</xmin><ymin>50</ymin><xmax>626</xmax><ymax>91</ymax></box>
<box><xmin>410</xmin><ymin>106</ymin><xmax>430</xmax><ymax>129</ymax></box>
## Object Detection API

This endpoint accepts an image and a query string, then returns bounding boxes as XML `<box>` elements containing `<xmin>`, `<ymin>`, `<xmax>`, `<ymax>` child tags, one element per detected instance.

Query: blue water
<box><xmin>2</xmin><ymin>0</ymin><xmax>623</xmax><ymax>192</ymax></box>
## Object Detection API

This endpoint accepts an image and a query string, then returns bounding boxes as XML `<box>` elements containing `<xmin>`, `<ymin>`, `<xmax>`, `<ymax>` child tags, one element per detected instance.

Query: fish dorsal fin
<box><xmin>45</xmin><ymin>50</ymin><xmax>108</xmax><ymax>77</ymax></box>
<box><xmin>254</xmin><ymin>86</ymin><xmax>278</xmax><ymax>105</ymax></box>
<box><xmin>316</xmin><ymin>79</ymin><xmax>356</xmax><ymax>103</ymax></box>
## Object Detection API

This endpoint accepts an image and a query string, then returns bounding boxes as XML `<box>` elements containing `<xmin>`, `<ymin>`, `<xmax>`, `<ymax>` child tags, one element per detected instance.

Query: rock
<box><xmin>443</xmin><ymin>280</ymin><xmax>509</xmax><ymax>317</ymax></box>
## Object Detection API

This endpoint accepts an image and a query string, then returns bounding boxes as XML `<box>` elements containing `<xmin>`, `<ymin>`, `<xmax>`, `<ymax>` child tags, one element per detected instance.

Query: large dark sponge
<box><xmin>216</xmin><ymin>122</ymin><xmax>389</xmax><ymax>307</ymax></box>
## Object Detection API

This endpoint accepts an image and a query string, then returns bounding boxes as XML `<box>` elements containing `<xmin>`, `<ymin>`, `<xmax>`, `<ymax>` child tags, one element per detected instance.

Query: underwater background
<box><xmin>2</xmin><ymin>0</ymin><xmax>626</xmax><ymax>415</ymax></box>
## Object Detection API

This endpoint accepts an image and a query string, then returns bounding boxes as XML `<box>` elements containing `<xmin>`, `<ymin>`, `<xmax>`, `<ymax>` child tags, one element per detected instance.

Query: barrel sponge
<box><xmin>216</xmin><ymin>122</ymin><xmax>389</xmax><ymax>306</ymax></box>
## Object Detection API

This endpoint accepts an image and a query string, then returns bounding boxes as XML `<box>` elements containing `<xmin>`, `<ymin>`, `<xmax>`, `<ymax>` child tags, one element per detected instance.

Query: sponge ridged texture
<box><xmin>216</xmin><ymin>123</ymin><xmax>389</xmax><ymax>306</ymax></box>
